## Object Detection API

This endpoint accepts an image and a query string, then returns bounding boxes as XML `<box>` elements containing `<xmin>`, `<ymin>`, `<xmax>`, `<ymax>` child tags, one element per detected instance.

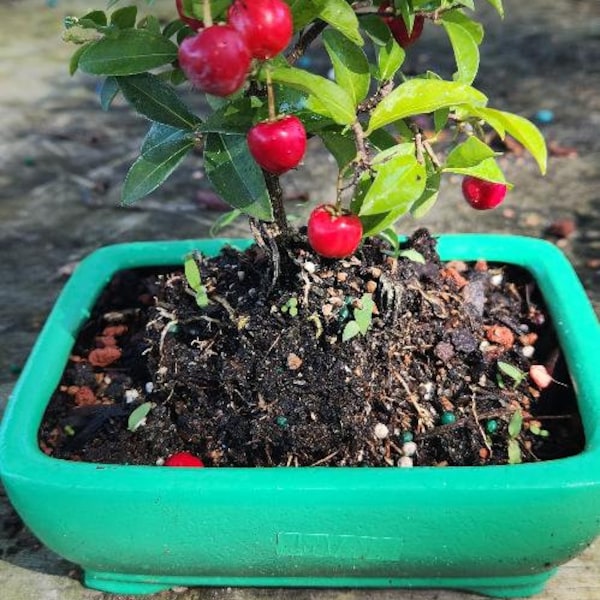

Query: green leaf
<box><xmin>184</xmin><ymin>254</ymin><xmax>202</xmax><ymax>291</ymax></box>
<box><xmin>441</xmin><ymin>15</ymin><xmax>480</xmax><ymax>84</ymax></box>
<box><xmin>508</xmin><ymin>410</ymin><xmax>524</xmax><ymax>438</ymax></box>
<box><xmin>128</xmin><ymin>402</ymin><xmax>155</xmax><ymax>432</ymax></box>
<box><xmin>79</xmin><ymin>29</ymin><xmax>178</xmax><ymax>75</ymax></box>
<box><xmin>342</xmin><ymin>320</ymin><xmax>361</xmax><ymax>342</ymax></box>
<box><xmin>210</xmin><ymin>209</ymin><xmax>243</xmax><ymax>236</ymax></box>
<box><xmin>117</xmin><ymin>73</ymin><xmax>200</xmax><ymax>130</ymax></box>
<box><xmin>196</xmin><ymin>99</ymin><xmax>255</xmax><ymax>135</ymax></box>
<box><xmin>398</xmin><ymin>248</ymin><xmax>426</xmax><ymax>264</ymax></box>
<box><xmin>110</xmin><ymin>5</ymin><xmax>137</xmax><ymax>29</ymax></box>
<box><xmin>441</xmin><ymin>10</ymin><xmax>484</xmax><ymax>44</ymax></box>
<box><xmin>484</xmin><ymin>0</ymin><xmax>504</xmax><ymax>18</ymax></box>
<box><xmin>507</xmin><ymin>439</ymin><xmax>522</xmax><ymax>464</ymax></box>
<box><xmin>204</xmin><ymin>134</ymin><xmax>273</xmax><ymax>221</ymax></box>
<box><xmin>322</xmin><ymin>29</ymin><xmax>370</xmax><ymax>107</ymax></box>
<box><xmin>319</xmin><ymin>131</ymin><xmax>357</xmax><ymax>169</ymax></box>
<box><xmin>69</xmin><ymin>43</ymin><xmax>91</xmax><ymax>75</ymax></box>
<box><xmin>315</xmin><ymin>0</ymin><xmax>363</xmax><ymax>46</ymax></box>
<box><xmin>137</xmin><ymin>15</ymin><xmax>162</xmax><ymax>35</ymax></box>
<box><xmin>470</xmin><ymin>107</ymin><xmax>547</xmax><ymax>174</ymax></box>
<box><xmin>360</xmin><ymin>14</ymin><xmax>393</xmax><ymax>46</ymax></box>
<box><xmin>79</xmin><ymin>10</ymin><xmax>107</xmax><ymax>27</ymax></box>
<box><xmin>376</xmin><ymin>37</ymin><xmax>405</xmax><ymax>82</ymax></box>
<box><xmin>445</xmin><ymin>136</ymin><xmax>497</xmax><ymax>168</ymax></box>
<box><xmin>99</xmin><ymin>76</ymin><xmax>119</xmax><ymax>111</ymax></box>
<box><xmin>367</xmin><ymin>79</ymin><xmax>488</xmax><ymax>134</ymax></box>
<box><xmin>122</xmin><ymin>126</ymin><xmax>193</xmax><ymax>205</ymax></box>
<box><xmin>410</xmin><ymin>168</ymin><xmax>441</xmax><ymax>219</ymax></box>
<box><xmin>162</xmin><ymin>19</ymin><xmax>187</xmax><ymax>39</ymax></box>
<box><xmin>357</xmin><ymin>152</ymin><xmax>426</xmax><ymax>216</ymax></box>
<box><xmin>288</xmin><ymin>0</ymin><xmax>321</xmax><ymax>31</ymax></box>
<box><xmin>141</xmin><ymin>123</ymin><xmax>192</xmax><ymax>162</ymax></box>
<box><xmin>267</xmin><ymin>66</ymin><xmax>356</xmax><ymax>126</ymax></box>
<box><xmin>354</xmin><ymin>294</ymin><xmax>374</xmax><ymax>334</ymax></box>
<box><xmin>498</xmin><ymin>361</ymin><xmax>526</xmax><ymax>386</ymax></box>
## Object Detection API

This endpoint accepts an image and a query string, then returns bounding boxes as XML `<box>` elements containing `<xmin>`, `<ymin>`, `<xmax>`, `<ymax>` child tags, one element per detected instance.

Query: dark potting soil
<box><xmin>39</xmin><ymin>229</ymin><xmax>584</xmax><ymax>467</ymax></box>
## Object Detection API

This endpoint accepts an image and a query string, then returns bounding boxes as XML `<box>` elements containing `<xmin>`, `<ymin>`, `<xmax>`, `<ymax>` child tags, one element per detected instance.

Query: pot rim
<box><xmin>2</xmin><ymin>233</ymin><xmax>600</xmax><ymax>490</ymax></box>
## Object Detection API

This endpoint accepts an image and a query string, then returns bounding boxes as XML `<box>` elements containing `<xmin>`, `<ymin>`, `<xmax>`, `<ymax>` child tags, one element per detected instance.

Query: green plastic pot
<box><xmin>1</xmin><ymin>234</ymin><xmax>600</xmax><ymax>598</ymax></box>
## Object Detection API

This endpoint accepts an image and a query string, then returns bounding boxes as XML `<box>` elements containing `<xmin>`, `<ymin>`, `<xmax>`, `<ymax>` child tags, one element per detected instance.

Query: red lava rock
<box><xmin>74</xmin><ymin>386</ymin><xmax>97</xmax><ymax>406</ymax></box>
<box><xmin>474</xmin><ymin>260</ymin><xmax>488</xmax><ymax>272</ymax></box>
<box><xmin>102</xmin><ymin>325</ymin><xmax>128</xmax><ymax>337</ymax></box>
<box><xmin>548</xmin><ymin>141</ymin><xmax>578</xmax><ymax>158</ymax></box>
<box><xmin>546</xmin><ymin>218</ymin><xmax>576</xmax><ymax>239</ymax></box>
<box><xmin>519</xmin><ymin>332</ymin><xmax>539</xmax><ymax>346</ymax></box>
<box><xmin>287</xmin><ymin>353</ymin><xmax>303</xmax><ymax>370</ymax></box>
<box><xmin>95</xmin><ymin>335</ymin><xmax>117</xmax><ymax>348</ymax></box>
<box><xmin>441</xmin><ymin>266</ymin><xmax>468</xmax><ymax>289</ymax></box>
<box><xmin>88</xmin><ymin>347</ymin><xmax>122</xmax><ymax>367</ymax></box>
<box><xmin>485</xmin><ymin>325</ymin><xmax>515</xmax><ymax>349</ymax></box>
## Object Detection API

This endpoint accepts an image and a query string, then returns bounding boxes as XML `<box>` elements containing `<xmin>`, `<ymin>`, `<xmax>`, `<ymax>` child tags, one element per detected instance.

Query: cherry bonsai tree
<box><xmin>63</xmin><ymin>0</ymin><xmax>547</xmax><ymax>262</ymax></box>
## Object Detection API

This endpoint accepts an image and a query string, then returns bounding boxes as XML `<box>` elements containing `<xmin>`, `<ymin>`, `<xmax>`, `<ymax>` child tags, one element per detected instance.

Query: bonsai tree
<box><xmin>62</xmin><ymin>0</ymin><xmax>547</xmax><ymax>258</ymax></box>
<box><xmin>50</xmin><ymin>0</ymin><xmax>564</xmax><ymax>469</ymax></box>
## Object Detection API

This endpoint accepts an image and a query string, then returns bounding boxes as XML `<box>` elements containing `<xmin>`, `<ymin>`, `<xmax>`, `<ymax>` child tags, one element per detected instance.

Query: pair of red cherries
<box><xmin>177</xmin><ymin>0</ymin><xmax>307</xmax><ymax>176</ymax></box>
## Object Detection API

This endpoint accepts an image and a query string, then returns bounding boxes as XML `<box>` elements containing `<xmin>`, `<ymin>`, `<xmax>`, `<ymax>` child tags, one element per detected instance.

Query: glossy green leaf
<box><xmin>210</xmin><ymin>209</ymin><xmax>243</xmax><ymax>236</ymax></box>
<box><xmin>322</xmin><ymin>29</ymin><xmax>370</xmax><ymax>107</ymax></box>
<box><xmin>137</xmin><ymin>15</ymin><xmax>162</xmax><ymax>35</ymax></box>
<box><xmin>69</xmin><ymin>43</ymin><xmax>91</xmax><ymax>75</ymax></box>
<box><xmin>315</xmin><ymin>0</ymin><xmax>363</xmax><ymax>46</ymax></box>
<box><xmin>367</xmin><ymin>79</ymin><xmax>488</xmax><ymax>133</ymax></box>
<box><xmin>122</xmin><ymin>126</ymin><xmax>193</xmax><ymax>205</ymax></box>
<box><xmin>377</xmin><ymin>37</ymin><xmax>405</xmax><ymax>82</ymax></box>
<box><xmin>141</xmin><ymin>123</ymin><xmax>193</xmax><ymax>162</ymax></box>
<box><xmin>267</xmin><ymin>66</ymin><xmax>356</xmax><ymax>125</ymax></box>
<box><xmin>445</xmin><ymin>136</ymin><xmax>497</xmax><ymax>168</ymax></box>
<box><xmin>117</xmin><ymin>73</ymin><xmax>200</xmax><ymax>130</ymax></box>
<box><xmin>288</xmin><ymin>0</ymin><xmax>321</xmax><ymax>30</ymax></box>
<box><xmin>360</xmin><ymin>14</ymin><xmax>392</xmax><ymax>46</ymax></box>
<box><xmin>204</xmin><ymin>134</ymin><xmax>273</xmax><ymax>221</ymax></box>
<box><xmin>99</xmin><ymin>76</ymin><xmax>119</xmax><ymax>111</ymax></box>
<box><xmin>79</xmin><ymin>29</ymin><xmax>178</xmax><ymax>75</ymax></box>
<box><xmin>442</xmin><ymin>10</ymin><xmax>484</xmax><ymax>44</ymax></box>
<box><xmin>443</xmin><ymin>137</ymin><xmax>508</xmax><ymax>185</ymax></box>
<box><xmin>197</xmin><ymin>99</ymin><xmax>256</xmax><ymax>135</ymax></box>
<box><xmin>469</xmin><ymin>107</ymin><xmax>547</xmax><ymax>174</ymax></box>
<box><xmin>319</xmin><ymin>131</ymin><xmax>356</xmax><ymax>169</ymax></box>
<box><xmin>441</xmin><ymin>14</ymin><xmax>481</xmax><ymax>84</ymax></box>
<box><xmin>484</xmin><ymin>0</ymin><xmax>504</xmax><ymax>18</ymax></box>
<box><xmin>358</xmin><ymin>152</ymin><xmax>426</xmax><ymax>216</ymax></box>
<box><xmin>110</xmin><ymin>5</ymin><xmax>137</xmax><ymax>29</ymax></box>
<box><xmin>410</xmin><ymin>170</ymin><xmax>441</xmax><ymax>219</ymax></box>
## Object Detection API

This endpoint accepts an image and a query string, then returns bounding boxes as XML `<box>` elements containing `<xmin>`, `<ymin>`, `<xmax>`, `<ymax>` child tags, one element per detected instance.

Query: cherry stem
<box><xmin>266</xmin><ymin>69</ymin><xmax>277</xmax><ymax>122</ymax></box>
<box><xmin>202</xmin><ymin>0</ymin><xmax>212</xmax><ymax>27</ymax></box>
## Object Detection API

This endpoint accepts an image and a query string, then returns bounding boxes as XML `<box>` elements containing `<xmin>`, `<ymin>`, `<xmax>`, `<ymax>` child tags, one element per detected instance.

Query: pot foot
<box><xmin>465</xmin><ymin>570</ymin><xmax>556</xmax><ymax>598</ymax></box>
<box><xmin>84</xmin><ymin>571</ymin><xmax>172</xmax><ymax>595</ymax></box>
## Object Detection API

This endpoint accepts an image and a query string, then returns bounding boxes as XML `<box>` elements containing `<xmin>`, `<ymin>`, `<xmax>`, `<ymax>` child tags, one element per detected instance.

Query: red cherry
<box><xmin>164</xmin><ymin>451</ymin><xmax>205</xmax><ymax>467</ymax></box>
<box><xmin>178</xmin><ymin>25</ymin><xmax>251</xmax><ymax>96</ymax></box>
<box><xmin>228</xmin><ymin>0</ymin><xmax>293</xmax><ymax>60</ymax></box>
<box><xmin>379</xmin><ymin>2</ymin><xmax>425</xmax><ymax>48</ymax></box>
<box><xmin>176</xmin><ymin>0</ymin><xmax>203</xmax><ymax>31</ymax></box>
<box><xmin>247</xmin><ymin>115</ymin><xmax>306</xmax><ymax>175</ymax></box>
<box><xmin>462</xmin><ymin>176</ymin><xmax>508</xmax><ymax>210</ymax></box>
<box><xmin>307</xmin><ymin>205</ymin><xmax>363</xmax><ymax>259</ymax></box>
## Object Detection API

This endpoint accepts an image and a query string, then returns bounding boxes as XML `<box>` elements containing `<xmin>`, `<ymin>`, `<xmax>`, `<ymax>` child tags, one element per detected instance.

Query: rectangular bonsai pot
<box><xmin>1</xmin><ymin>234</ymin><xmax>600</xmax><ymax>598</ymax></box>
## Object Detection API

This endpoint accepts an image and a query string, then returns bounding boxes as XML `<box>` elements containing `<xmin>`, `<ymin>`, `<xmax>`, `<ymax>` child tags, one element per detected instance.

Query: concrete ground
<box><xmin>1</xmin><ymin>0</ymin><xmax>600</xmax><ymax>598</ymax></box>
